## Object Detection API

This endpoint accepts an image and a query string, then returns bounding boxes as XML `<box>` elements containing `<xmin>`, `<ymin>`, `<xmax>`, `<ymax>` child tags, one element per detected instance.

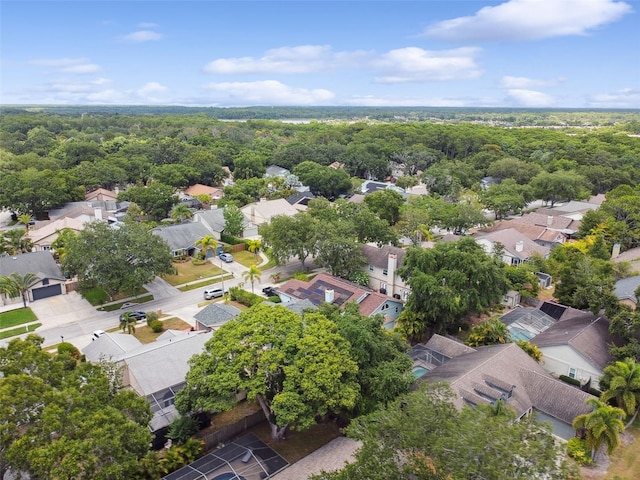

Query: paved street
<box><xmin>1</xmin><ymin>254</ymin><xmax>320</xmax><ymax>350</ymax></box>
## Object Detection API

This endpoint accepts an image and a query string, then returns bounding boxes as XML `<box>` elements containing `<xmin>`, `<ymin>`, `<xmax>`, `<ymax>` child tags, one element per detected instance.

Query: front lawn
<box><xmin>0</xmin><ymin>323</ymin><xmax>42</xmax><ymax>339</ymax></box>
<box><xmin>163</xmin><ymin>261</ymin><xmax>224</xmax><ymax>286</ymax></box>
<box><xmin>83</xmin><ymin>287</ymin><xmax>150</xmax><ymax>306</ymax></box>
<box><xmin>0</xmin><ymin>308</ymin><xmax>37</xmax><ymax>329</ymax></box>
<box><xmin>125</xmin><ymin>317</ymin><xmax>193</xmax><ymax>344</ymax></box>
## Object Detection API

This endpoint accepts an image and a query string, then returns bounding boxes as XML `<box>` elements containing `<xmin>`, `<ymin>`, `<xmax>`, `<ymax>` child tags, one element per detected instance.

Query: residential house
<box><xmin>85</xmin><ymin>188</ymin><xmax>119</xmax><ymax>203</ymax></box>
<box><xmin>611</xmin><ymin>245</ymin><xmax>640</xmax><ymax>273</ymax></box>
<box><xmin>48</xmin><ymin>200</ymin><xmax>129</xmax><ymax>224</ymax></box>
<box><xmin>419</xmin><ymin>341</ymin><xmax>595</xmax><ymax>439</ymax></box>
<box><xmin>530</xmin><ymin>312</ymin><xmax>618</xmax><ymax>390</ymax></box>
<box><xmin>265</xmin><ymin>165</ymin><xmax>291</xmax><ymax>178</ymax></box>
<box><xmin>410</xmin><ymin>334</ymin><xmax>475</xmax><ymax>375</ymax></box>
<box><xmin>185</xmin><ymin>183</ymin><xmax>224</xmax><ymax>202</ymax></box>
<box><xmin>475</xmin><ymin>228</ymin><xmax>550</xmax><ymax>266</ymax></box>
<box><xmin>614</xmin><ymin>275</ymin><xmax>640</xmax><ymax>310</ymax></box>
<box><xmin>28</xmin><ymin>217</ymin><xmax>86</xmax><ymax>252</ymax></box>
<box><xmin>361</xmin><ymin>244</ymin><xmax>409</xmax><ymax>300</ymax></box>
<box><xmin>241</xmin><ymin>198</ymin><xmax>299</xmax><ymax>226</ymax></box>
<box><xmin>83</xmin><ymin>329</ymin><xmax>213</xmax><ymax>440</ymax></box>
<box><xmin>193</xmin><ymin>207</ymin><xmax>259</xmax><ymax>240</ymax></box>
<box><xmin>276</xmin><ymin>272</ymin><xmax>404</xmax><ymax>329</ymax></box>
<box><xmin>479</xmin><ymin>219</ymin><xmax>566</xmax><ymax>249</ymax></box>
<box><xmin>360</xmin><ymin>180</ymin><xmax>406</xmax><ymax>197</ymax></box>
<box><xmin>151</xmin><ymin>222</ymin><xmax>212</xmax><ymax>257</ymax></box>
<box><xmin>195</xmin><ymin>302</ymin><xmax>241</xmax><ymax>331</ymax></box>
<box><xmin>0</xmin><ymin>251</ymin><xmax>67</xmax><ymax>304</ymax></box>
<box><xmin>286</xmin><ymin>191</ymin><xmax>316</xmax><ymax>211</ymax></box>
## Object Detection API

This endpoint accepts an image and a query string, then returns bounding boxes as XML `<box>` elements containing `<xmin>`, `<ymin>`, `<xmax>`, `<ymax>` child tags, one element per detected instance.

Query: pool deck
<box><xmin>270</xmin><ymin>437</ymin><xmax>361</xmax><ymax>480</ymax></box>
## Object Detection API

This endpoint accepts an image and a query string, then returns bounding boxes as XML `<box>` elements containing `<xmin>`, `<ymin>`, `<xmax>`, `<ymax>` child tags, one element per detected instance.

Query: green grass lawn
<box><xmin>601</xmin><ymin>419</ymin><xmax>640</xmax><ymax>480</ymax></box>
<box><xmin>0</xmin><ymin>308</ymin><xmax>37</xmax><ymax>329</ymax></box>
<box><xmin>163</xmin><ymin>261</ymin><xmax>224</xmax><ymax>286</ymax></box>
<box><xmin>233</xmin><ymin>250</ymin><xmax>263</xmax><ymax>268</ymax></box>
<box><xmin>0</xmin><ymin>323</ymin><xmax>42</xmax><ymax>339</ymax></box>
<box><xmin>83</xmin><ymin>287</ymin><xmax>150</xmax><ymax>306</ymax></box>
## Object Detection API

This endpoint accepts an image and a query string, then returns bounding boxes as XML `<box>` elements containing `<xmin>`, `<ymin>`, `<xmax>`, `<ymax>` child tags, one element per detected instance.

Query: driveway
<box><xmin>28</xmin><ymin>291</ymin><xmax>106</xmax><ymax>329</ymax></box>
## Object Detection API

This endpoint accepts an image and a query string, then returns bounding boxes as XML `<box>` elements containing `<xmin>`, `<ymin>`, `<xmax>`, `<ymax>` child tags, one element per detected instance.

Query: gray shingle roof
<box><xmin>361</xmin><ymin>244</ymin><xmax>406</xmax><ymax>270</ymax></box>
<box><xmin>0</xmin><ymin>251</ymin><xmax>64</xmax><ymax>280</ymax></box>
<box><xmin>151</xmin><ymin>222</ymin><xmax>211</xmax><ymax>251</ymax></box>
<box><xmin>530</xmin><ymin>314</ymin><xmax>615</xmax><ymax>371</ymax></box>
<box><xmin>195</xmin><ymin>303</ymin><xmax>241</xmax><ymax>327</ymax></box>
<box><xmin>614</xmin><ymin>276</ymin><xmax>640</xmax><ymax>302</ymax></box>
<box><xmin>422</xmin><ymin>342</ymin><xmax>594</xmax><ymax>422</ymax></box>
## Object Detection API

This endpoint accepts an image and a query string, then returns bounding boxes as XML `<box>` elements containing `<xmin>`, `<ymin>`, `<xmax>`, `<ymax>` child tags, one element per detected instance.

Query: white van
<box><xmin>92</xmin><ymin>330</ymin><xmax>106</xmax><ymax>341</ymax></box>
<box><xmin>204</xmin><ymin>288</ymin><xmax>225</xmax><ymax>300</ymax></box>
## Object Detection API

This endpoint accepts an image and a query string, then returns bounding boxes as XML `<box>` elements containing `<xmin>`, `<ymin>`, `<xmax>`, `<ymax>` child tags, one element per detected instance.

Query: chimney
<box><xmin>515</xmin><ymin>240</ymin><xmax>524</xmax><ymax>252</ymax></box>
<box><xmin>611</xmin><ymin>243</ymin><xmax>621</xmax><ymax>260</ymax></box>
<box><xmin>547</xmin><ymin>215</ymin><xmax>553</xmax><ymax>227</ymax></box>
<box><xmin>324</xmin><ymin>289</ymin><xmax>335</xmax><ymax>304</ymax></box>
<box><xmin>387</xmin><ymin>253</ymin><xmax>397</xmax><ymax>296</ymax></box>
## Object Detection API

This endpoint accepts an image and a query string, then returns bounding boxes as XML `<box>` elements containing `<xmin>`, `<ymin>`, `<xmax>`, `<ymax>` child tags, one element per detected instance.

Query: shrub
<box><xmin>229</xmin><ymin>286</ymin><xmax>264</xmax><ymax>307</ymax></box>
<box><xmin>559</xmin><ymin>375</ymin><xmax>581</xmax><ymax>386</ymax></box>
<box><xmin>146</xmin><ymin>310</ymin><xmax>159</xmax><ymax>325</ymax></box>
<box><xmin>167</xmin><ymin>415</ymin><xmax>200</xmax><ymax>445</ymax></box>
<box><xmin>191</xmin><ymin>256</ymin><xmax>206</xmax><ymax>265</ymax></box>
<box><xmin>57</xmin><ymin>341</ymin><xmax>80</xmax><ymax>359</ymax></box>
<box><xmin>293</xmin><ymin>271</ymin><xmax>310</xmax><ymax>281</ymax></box>
<box><xmin>150</xmin><ymin>320</ymin><xmax>164</xmax><ymax>333</ymax></box>
<box><xmin>220</xmin><ymin>232</ymin><xmax>244</xmax><ymax>245</ymax></box>
<box><xmin>567</xmin><ymin>437</ymin><xmax>592</xmax><ymax>465</ymax></box>
<box><xmin>267</xmin><ymin>295</ymin><xmax>281</xmax><ymax>303</ymax></box>
<box><xmin>349</xmin><ymin>271</ymin><xmax>370</xmax><ymax>287</ymax></box>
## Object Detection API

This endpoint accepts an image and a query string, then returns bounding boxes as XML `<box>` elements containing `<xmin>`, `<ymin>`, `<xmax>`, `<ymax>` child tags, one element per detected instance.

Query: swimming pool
<box><xmin>412</xmin><ymin>366</ymin><xmax>429</xmax><ymax>378</ymax></box>
<box><xmin>212</xmin><ymin>473</ymin><xmax>247</xmax><ymax>480</ymax></box>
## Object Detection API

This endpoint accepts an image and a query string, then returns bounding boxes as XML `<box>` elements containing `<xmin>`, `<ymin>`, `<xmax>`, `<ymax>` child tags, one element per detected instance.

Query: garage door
<box><xmin>32</xmin><ymin>284</ymin><xmax>62</xmax><ymax>300</ymax></box>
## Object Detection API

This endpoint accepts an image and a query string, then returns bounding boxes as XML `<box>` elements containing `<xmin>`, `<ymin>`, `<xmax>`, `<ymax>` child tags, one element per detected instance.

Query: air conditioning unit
<box><xmin>379</xmin><ymin>288</ymin><xmax>387</xmax><ymax>294</ymax></box>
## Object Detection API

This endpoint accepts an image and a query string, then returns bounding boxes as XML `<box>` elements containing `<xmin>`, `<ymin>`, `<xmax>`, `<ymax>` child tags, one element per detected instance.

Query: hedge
<box><xmin>229</xmin><ymin>287</ymin><xmax>265</xmax><ymax>307</ymax></box>
<box><xmin>220</xmin><ymin>233</ymin><xmax>244</xmax><ymax>245</ymax></box>
<box><xmin>559</xmin><ymin>375</ymin><xmax>581</xmax><ymax>386</ymax></box>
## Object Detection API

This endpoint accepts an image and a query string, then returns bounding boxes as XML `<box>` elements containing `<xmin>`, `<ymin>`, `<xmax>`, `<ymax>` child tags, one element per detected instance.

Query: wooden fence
<box><xmin>199</xmin><ymin>410</ymin><xmax>266</xmax><ymax>451</ymax></box>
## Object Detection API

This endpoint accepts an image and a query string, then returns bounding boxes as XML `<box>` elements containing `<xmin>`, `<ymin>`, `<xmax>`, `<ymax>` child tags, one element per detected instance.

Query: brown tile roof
<box><xmin>530</xmin><ymin>314</ymin><xmax>616</xmax><ymax>371</ymax></box>
<box><xmin>278</xmin><ymin>272</ymin><xmax>389</xmax><ymax>316</ymax></box>
<box><xmin>185</xmin><ymin>183</ymin><xmax>223</xmax><ymax>197</ymax></box>
<box><xmin>517</xmin><ymin>212</ymin><xmax>574</xmax><ymax>230</ymax></box>
<box><xmin>361</xmin><ymin>244</ymin><xmax>406</xmax><ymax>269</ymax></box>
<box><xmin>85</xmin><ymin>188</ymin><xmax>118</xmax><ymax>202</ymax></box>
<box><xmin>476</xmin><ymin>228</ymin><xmax>550</xmax><ymax>259</ymax></box>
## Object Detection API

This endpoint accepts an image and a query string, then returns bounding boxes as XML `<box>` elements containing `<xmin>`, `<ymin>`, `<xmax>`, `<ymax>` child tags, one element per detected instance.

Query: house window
<box><xmin>42</xmin><ymin>245</ymin><xmax>51</xmax><ymax>251</ymax></box>
<box><xmin>568</xmin><ymin>367</ymin><xmax>577</xmax><ymax>379</ymax></box>
<box><xmin>368</xmin><ymin>264</ymin><xmax>374</xmax><ymax>272</ymax></box>
<box><xmin>402</xmin><ymin>290</ymin><xmax>409</xmax><ymax>300</ymax></box>
<box><xmin>382</xmin><ymin>268</ymin><xmax>388</xmax><ymax>276</ymax></box>
<box><xmin>42</xmin><ymin>279</ymin><xmax>49</xmax><ymax>285</ymax></box>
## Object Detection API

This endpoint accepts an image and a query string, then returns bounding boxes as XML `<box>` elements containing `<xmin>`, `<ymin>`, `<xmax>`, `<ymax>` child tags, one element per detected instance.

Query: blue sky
<box><xmin>1</xmin><ymin>0</ymin><xmax>639</xmax><ymax>108</ymax></box>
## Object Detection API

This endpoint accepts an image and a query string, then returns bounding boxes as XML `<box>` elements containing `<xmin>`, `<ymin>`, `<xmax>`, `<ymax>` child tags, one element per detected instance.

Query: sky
<box><xmin>1</xmin><ymin>0</ymin><xmax>639</xmax><ymax>108</ymax></box>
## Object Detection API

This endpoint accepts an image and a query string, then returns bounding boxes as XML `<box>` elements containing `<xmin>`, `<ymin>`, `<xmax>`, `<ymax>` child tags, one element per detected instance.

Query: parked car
<box><xmin>262</xmin><ymin>286</ymin><xmax>278</xmax><ymax>297</ymax></box>
<box><xmin>204</xmin><ymin>288</ymin><xmax>225</xmax><ymax>300</ymax></box>
<box><xmin>92</xmin><ymin>330</ymin><xmax>106</xmax><ymax>341</ymax></box>
<box><xmin>119</xmin><ymin>310</ymin><xmax>147</xmax><ymax>322</ymax></box>
<box><xmin>219</xmin><ymin>253</ymin><xmax>234</xmax><ymax>263</ymax></box>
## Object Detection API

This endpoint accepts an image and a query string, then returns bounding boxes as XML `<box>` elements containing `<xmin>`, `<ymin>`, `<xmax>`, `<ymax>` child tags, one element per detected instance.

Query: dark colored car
<box><xmin>262</xmin><ymin>286</ymin><xmax>278</xmax><ymax>297</ymax></box>
<box><xmin>119</xmin><ymin>311</ymin><xmax>147</xmax><ymax>322</ymax></box>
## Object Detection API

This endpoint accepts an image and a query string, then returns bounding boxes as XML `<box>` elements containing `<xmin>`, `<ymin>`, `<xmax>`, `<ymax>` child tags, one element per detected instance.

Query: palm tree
<box><xmin>572</xmin><ymin>397</ymin><xmax>625</xmax><ymax>462</ymax></box>
<box><xmin>51</xmin><ymin>228</ymin><xmax>77</xmax><ymax>263</ymax></box>
<box><xmin>0</xmin><ymin>272</ymin><xmax>40</xmax><ymax>308</ymax></box>
<box><xmin>170</xmin><ymin>203</ymin><xmax>193</xmax><ymax>223</ymax></box>
<box><xmin>242</xmin><ymin>265</ymin><xmax>262</xmax><ymax>293</ymax></box>
<box><xmin>3</xmin><ymin>229</ymin><xmax>33</xmax><ymax>255</ymax></box>
<box><xmin>247</xmin><ymin>239</ymin><xmax>262</xmax><ymax>262</ymax></box>
<box><xmin>18</xmin><ymin>213</ymin><xmax>33</xmax><ymax>232</ymax></box>
<box><xmin>119</xmin><ymin>312</ymin><xmax>137</xmax><ymax>335</ymax></box>
<box><xmin>601</xmin><ymin>358</ymin><xmax>640</xmax><ymax>425</ymax></box>
<box><xmin>194</xmin><ymin>235</ymin><xmax>218</xmax><ymax>260</ymax></box>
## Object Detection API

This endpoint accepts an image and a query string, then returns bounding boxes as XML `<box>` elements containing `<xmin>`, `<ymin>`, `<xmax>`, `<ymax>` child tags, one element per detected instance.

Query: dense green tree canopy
<box><xmin>62</xmin><ymin>221</ymin><xmax>174</xmax><ymax>299</ymax></box>
<box><xmin>259</xmin><ymin>212</ymin><xmax>319</xmax><ymax>269</ymax></box>
<box><xmin>313</xmin><ymin>382</ymin><xmax>579</xmax><ymax>480</ymax></box>
<box><xmin>117</xmin><ymin>182</ymin><xmax>178</xmax><ymax>221</ymax></box>
<box><xmin>398</xmin><ymin>238</ymin><xmax>508</xmax><ymax>340</ymax></box>
<box><xmin>0</xmin><ymin>335</ymin><xmax>152</xmax><ymax>480</ymax></box>
<box><xmin>176</xmin><ymin>304</ymin><xmax>359</xmax><ymax>441</ymax></box>
<box><xmin>293</xmin><ymin>161</ymin><xmax>352</xmax><ymax>199</ymax></box>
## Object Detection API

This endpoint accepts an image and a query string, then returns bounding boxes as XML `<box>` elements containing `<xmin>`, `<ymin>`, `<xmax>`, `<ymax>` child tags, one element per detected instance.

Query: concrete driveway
<box><xmin>28</xmin><ymin>291</ymin><xmax>107</xmax><ymax>329</ymax></box>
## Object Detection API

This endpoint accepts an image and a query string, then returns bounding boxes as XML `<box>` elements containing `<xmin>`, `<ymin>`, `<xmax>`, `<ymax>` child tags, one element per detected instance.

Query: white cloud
<box><xmin>587</xmin><ymin>88</ymin><xmax>640</xmax><ymax>108</ymax></box>
<box><xmin>28</xmin><ymin>58</ymin><xmax>100</xmax><ymax>74</ymax></box>
<box><xmin>204</xmin><ymin>45</ymin><xmax>369</xmax><ymax>74</ymax></box>
<box><xmin>136</xmin><ymin>82</ymin><xmax>169</xmax><ymax>103</ymax></box>
<box><xmin>203</xmin><ymin>80</ymin><xmax>335</xmax><ymax>105</ymax></box>
<box><xmin>499</xmin><ymin>75</ymin><xmax>565</xmax><ymax>88</ymax></box>
<box><xmin>424</xmin><ymin>0</ymin><xmax>632</xmax><ymax>41</ymax></box>
<box><xmin>121</xmin><ymin>30</ymin><xmax>163</xmax><ymax>42</ymax></box>
<box><xmin>372</xmin><ymin>47</ymin><xmax>482</xmax><ymax>83</ymax></box>
<box><xmin>505</xmin><ymin>89</ymin><xmax>555</xmax><ymax>106</ymax></box>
